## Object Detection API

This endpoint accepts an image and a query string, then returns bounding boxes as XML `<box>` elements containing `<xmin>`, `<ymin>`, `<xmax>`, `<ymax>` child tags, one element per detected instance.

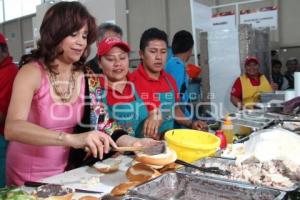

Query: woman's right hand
<box><xmin>67</xmin><ymin>131</ymin><xmax>117</xmax><ymax>159</ymax></box>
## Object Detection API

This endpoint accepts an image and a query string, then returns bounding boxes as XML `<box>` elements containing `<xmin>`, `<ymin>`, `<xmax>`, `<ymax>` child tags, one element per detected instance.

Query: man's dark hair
<box><xmin>272</xmin><ymin>59</ymin><xmax>282</xmax><ymax>67</ymax></box>
<box><xmin>139</xmin><ymin>27</ymin><xmax>168</xmax><ymax>51</ymax></box>
<box><xmin>97</xmin><ymin>22</ymin><xmax>123</xmax><ymax>41</ymax></box>
<box><xmin>171</xmin><ymin>30</ymin><xmax>194</xmax><ymax>54</ymax></box>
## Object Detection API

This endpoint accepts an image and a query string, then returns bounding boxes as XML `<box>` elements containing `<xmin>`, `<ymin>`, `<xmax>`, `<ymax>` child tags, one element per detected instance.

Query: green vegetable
<box><xmin>0</xmin><ymin>187</ymin><xmax>35</xmax><ymax>200</ymax></box>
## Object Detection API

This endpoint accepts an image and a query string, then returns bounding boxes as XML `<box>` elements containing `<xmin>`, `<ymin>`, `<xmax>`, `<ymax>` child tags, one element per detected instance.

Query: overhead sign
<box><xmin>211</xmin><ymin>8</ymin><xmax>278</xmax><ymax>30</ymax></box>
<box><xmin>240</xmin><ymin>9</ymin><xmax>278</xmax><ymax>29</ymax></box>
<box><xmin>211</xmin><ymin>15</ymin><xmax>235</xmax><ymax>29</ymax></box>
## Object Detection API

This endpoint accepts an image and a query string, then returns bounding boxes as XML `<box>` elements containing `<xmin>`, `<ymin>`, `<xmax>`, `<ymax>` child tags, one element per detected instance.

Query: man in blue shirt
<box><xmin>165</xmin><ymin>30</ymin><xmax>194</xmax><ymax>122</ymax></box>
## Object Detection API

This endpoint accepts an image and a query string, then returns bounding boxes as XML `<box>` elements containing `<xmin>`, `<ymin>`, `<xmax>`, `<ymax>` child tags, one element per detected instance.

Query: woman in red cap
<box><xmin>68</xmin><ymin>36</ymin><xmax>160</xmax><ymax>167</ymax></box>
<box><xmin>0</xmin><ymin>32</ymin><xmax>18</xmax><ymax>187</ymax></box>
<box><xmin>230</xmin><ymin>56</ymin><xmax>275</xmax><ymax>109</ymax></box>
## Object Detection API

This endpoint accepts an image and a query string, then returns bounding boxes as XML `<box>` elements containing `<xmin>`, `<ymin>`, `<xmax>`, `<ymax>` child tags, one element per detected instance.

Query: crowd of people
<box><xmin>0</xmin><ymin>1</ymin><xmax>299</xmax><ymax>187</ymax></box>
<box><xmin>0</xmin><ymin>1</ymin><xmax>207</xmax><ymax>186</ymax></box>
<box><xmin>230</xmin><ymin>56</ymin><xmax>299</xmax><ymax>109</ymax></box>
<box><xmin>271</xmin><ymin>57</ymin><xmax>299</xmax><ymax>90</ymax></box>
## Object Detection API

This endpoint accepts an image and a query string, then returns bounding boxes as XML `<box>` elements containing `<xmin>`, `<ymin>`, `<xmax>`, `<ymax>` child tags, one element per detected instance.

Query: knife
<box><xmin>24</xmin><ymin>181</ymin><xmax>103</xmax><ymax>194</ymax></box>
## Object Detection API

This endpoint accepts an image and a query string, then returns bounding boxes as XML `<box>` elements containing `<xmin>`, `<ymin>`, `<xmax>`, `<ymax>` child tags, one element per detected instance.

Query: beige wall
<box><xmin>2</xmin><ymin>0</ymin><xmax>300</xmax><ymax>62</ymax></box>
<box><xmin>167</xmin><ymin>0</ymin><xmax>193</xmax><ymax>40</ymax></box>
<box><xmin>1</xmin><ymin>15</ymin><xmax>33</xmax><ymax>63</ymax></box>
<box><xmin>127</xmin><ymin>0</ymin><xmax>167</xmax><ymax>59</ymax></box>
<box><xmin>83</xmin><ymin>0</ymin><xmax>116</xmax><ymax>26</ymax></box>
<box><xmin>127</xmin><ymin>0</ymin><xmax>193</xmax><ymax>60</ymax></box>
<box><xmin>195</xmin><ymin>0</ymin><xmax>217</xmax><ymax>6</ymax></box>
<box><xmin>3</xmin><ymin>20</ymin><xmax>22</xmax><ymax>62</ymax></box>
<box><xmin>279</xmin><ymin>0</ymin><xmax>300</xmax><ymax>47</ymax></box>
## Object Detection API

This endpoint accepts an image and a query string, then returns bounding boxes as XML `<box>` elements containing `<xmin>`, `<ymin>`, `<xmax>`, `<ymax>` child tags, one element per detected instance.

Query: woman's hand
<box><xmin>270</xmin><ymin>81</ymin><xmax>278</xmax><ymax>91</ymax></box>
<box><xmin>67</xmin><ymin>131</ymin><xmax>117</xmax><ymax>159</ymax></box>
<box><xmin>132</xmin><ymin>138</ymin><xmax>160</xmax><ymax>147</ymax></box>
<box><xmin>191</xmin><ymin>120</ymin><xmax>208</xmax><ymax>131</ymax></box>
<box><xmin>143</xmin><ymin>109</ymin><xmax>162</xmax><ymax>139</ymax></box>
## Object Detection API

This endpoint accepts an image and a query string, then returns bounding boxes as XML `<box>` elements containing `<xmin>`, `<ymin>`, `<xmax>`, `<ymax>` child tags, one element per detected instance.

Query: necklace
<box><xmin>49</xmin><ymin>70</ymin><xmax>76</xmax><ymax>103</ymax></box>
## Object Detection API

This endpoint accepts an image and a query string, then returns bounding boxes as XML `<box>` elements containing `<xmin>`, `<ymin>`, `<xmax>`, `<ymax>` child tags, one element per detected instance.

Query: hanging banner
<box><xmin>240</xmin><ymin>9</ymin><xmax>278</xmax><ymax>30</ymax></box>
<box><xmin>211</xmin><ymin>14</ymin><xmax>235</xmax><ymax>29</ymax></box>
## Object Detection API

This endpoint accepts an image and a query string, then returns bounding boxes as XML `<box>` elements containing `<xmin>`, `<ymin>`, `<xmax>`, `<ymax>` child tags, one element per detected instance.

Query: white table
<box><xmin>25</xmin><ymin>155</ymin><xmax>133</xmax><ymax>199</ymax></box>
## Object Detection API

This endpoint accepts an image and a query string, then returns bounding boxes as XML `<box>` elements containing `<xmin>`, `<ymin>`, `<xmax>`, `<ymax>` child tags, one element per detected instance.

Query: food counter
<box><xmin>16</xmin><ymin>102</ymin><xmax>300</xmax><ymax>199</ymax></box>
<box><xmin>23</xmin><ymin>155</ymin><xmax>133</xmax><ymax>199</ymax></box>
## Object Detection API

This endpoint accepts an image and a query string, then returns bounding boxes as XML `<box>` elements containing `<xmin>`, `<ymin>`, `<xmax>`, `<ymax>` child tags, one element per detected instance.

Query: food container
<box><xmin>164</xmin><ymin>129</ymin><xmax>220</xmax><ymax>163</ymax></box>
<box><xmin>186</xmin><ymin>64</ymin><xmax>201</xmax><ymax>79</ymax></box>
<box><xmin>260</xmin><ymin>92</ymin><xmax>285</xmax><ymax>103</ymax></box>
<box><xmin>208</xmin><ymin>121</ymin><xmax>221</xmax><ymax>133</ymax></box>
<box><xmin>223</xmin><ymin>111</ymin><xmax>274</xmax><ymax>131</ymax></box>
<box><xmin>122</xmin><ymin>196</ymin><xmax>144</xmax><ymax>200</ymax></box>
<box><xmin>180</xmin><ymin>157</ymin><xmax>299</xmax><ymax>192</ymax></box>
<box><xmin>254</xmin><ymin>102</ymin><xmax>284</xmax><ymax>113</ymax></box>
<box><xmin>279</xmin><ymin>120</ymin><xmax>300</xmax><ymax>134</ymax></box>
<box><xmin>128</xmin><ymin>172</ymin><xmax>286</xmax><ymax>200</ymax></box>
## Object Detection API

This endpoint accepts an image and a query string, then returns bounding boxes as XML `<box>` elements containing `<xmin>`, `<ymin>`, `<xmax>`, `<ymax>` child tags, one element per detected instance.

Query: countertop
<box><xmin>24</xmin><ymin>155</ymin><xmax>133</xmax><ymax>199</ymax></box>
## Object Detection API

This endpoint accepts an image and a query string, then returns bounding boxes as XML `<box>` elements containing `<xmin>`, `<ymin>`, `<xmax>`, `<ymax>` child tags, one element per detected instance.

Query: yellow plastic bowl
<box><xmin>165</xmin><ymin>129</ymin><xmax>220</xmax><ymax>163</ymax></box>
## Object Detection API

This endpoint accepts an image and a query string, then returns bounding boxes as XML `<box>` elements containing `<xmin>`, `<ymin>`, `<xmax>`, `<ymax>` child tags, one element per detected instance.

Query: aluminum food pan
<box><xmin>278</xmin><ymin>121</ymin><xmax>300</xmax><ymax>134</ymax></box>
<box><xmin>128</xmin><ymin>172</ymin><xmax>285</xmax><ymax>200</ymax></box>
<box><xmin>222</xmin><ymin>112</ymin><xmax>274</xmax><ymax>130</ymax></box>
<box><xmin>180</xmin><ymin>157</ymin><xmax>299</xmax><ymax>192</ymax></box>
<box><xmin>122</xmin><ymin>196</ymin><xmax>145</xmax><ymax>200</ymax></box>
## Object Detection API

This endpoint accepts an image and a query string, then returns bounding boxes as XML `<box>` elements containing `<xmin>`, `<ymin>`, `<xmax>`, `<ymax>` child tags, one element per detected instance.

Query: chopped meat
<box><xmin>192</xmin><ymin>159</ymin><xmax>298</xmax><ymax>190</ymax></box>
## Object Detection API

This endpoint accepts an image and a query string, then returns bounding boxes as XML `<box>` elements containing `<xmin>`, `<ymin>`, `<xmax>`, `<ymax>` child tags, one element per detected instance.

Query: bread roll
<box><xmin>110</xmin><ymin>181</ymin><xmax>140</xmax><ymax>196</ymax></box>
<box><xmin>135</xmin><ymin>147</ymin><xmax>177</xmax><ymax>166</ymax></box>
<box><xmin>130</xmin><ymin>160</ymin><xmax>165</xmax><ymax>169</ymax></box>
<box><xmin>126</xmin><ymin>163</ymin><xmax>161</xmax><ymax>182</ymax></box>
<box><xmin>33</xmin><ymin>184</ymin><xmax>74</xmax><ymax>200</ymax></box>
<box><xmin>79</xmin><ymin>196</ymin><xmax>99</xmax><ymax>200</ymax></box>
<box><xmin>158</xmin><ymin>162</ymin><xmax>178</xmax><ymax>173</ymax></box>
<box><xmin>93</xmin><ymin>158</ymin><xmax>121</xmax><ymax>173</ymax></box>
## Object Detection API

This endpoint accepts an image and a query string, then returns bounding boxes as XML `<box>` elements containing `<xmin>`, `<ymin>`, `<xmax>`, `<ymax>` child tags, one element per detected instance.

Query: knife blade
<box><xmin>24</xmin><ymin>181</ymin><xmax>103</xmax><ymax>194</ymax></box>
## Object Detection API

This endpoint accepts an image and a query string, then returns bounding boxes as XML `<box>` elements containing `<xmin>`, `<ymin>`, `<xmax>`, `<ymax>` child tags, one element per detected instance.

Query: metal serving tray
<box><xmin>180</xmin><ymin>157</ymin><xmax>299</xmax><ymax>192</ymax></box>
<box><xmin>127</xmin><ymin>172</ymin><xmax>285</xmax><ymax>200</ymax></box>
<box><xmin>223</xmin><ymin>112</ymin><xmax>274</xmax><ymax>130</ymax></box>
<box><xmin>277</xmin><ymin>120</ymin><xmax>300</xmax><ymax>134</ymax></box>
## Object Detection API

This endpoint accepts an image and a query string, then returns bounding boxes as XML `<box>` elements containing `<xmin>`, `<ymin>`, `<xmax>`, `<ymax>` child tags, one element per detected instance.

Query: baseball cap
<box><xmin>245</xmin><ymin>56</ymin><xmax>259</xmax><ymax>66</ymax></box>
<box><xmin>0</xmin><ymin>33</ymin><xmax>7</xmax><ymax>45</ymax></box>
<box><xmin>97</xmin><ymin>36</ymin><xmax>130</xmax><ymax>56</ymax></box>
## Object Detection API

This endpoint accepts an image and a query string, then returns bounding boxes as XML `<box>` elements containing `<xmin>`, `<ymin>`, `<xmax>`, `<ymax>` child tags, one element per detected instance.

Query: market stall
<box><xmin>4</xmin><ymin>94</ymin><xmax>300</xmax><ymax>200</ymax></box>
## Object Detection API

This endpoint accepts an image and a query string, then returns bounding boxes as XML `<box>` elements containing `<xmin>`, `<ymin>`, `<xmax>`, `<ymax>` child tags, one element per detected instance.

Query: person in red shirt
<box><xmin>131</xmin><ymin>28</ymin><xmax>207</xmax><ymax>139</ymax></box>
<box><xmin>230</xmin><ymin>57</ymin><xmax>275</xmax><ymax>109</ymax></box>
<box><xmin>0</xmin><ymin>32</ymin><xmax>18</xmax><ymax>187</ymax></box>
<box><xmin>68</xmin><ymin>36</ymin><xmax>161</xmax><ymax>167</ymax></box>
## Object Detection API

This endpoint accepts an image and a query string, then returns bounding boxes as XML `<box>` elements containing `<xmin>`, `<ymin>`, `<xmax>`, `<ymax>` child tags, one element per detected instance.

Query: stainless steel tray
<box><xmin>128</xmin><ymin>172</ymin><xmax>285</xmax><ymax>200</ymax></box>
<box><xmin>122</xmin><ymin>196</ymin><xmax>145</xmax><ymax>200</ymax></box>
<box><xmin>277</xmin><ymin>120</ymin><xmax>300</xmax><ymax>134</ymax></box>
<box><xmin>223</xmin><ymin>112</ymin><xmax>274</xmax><ymax>130</ymax></box>
<box><xmin>180</xmin><ymin>157</ymin><xmax>299</xmax><ymax>192</ymax></box>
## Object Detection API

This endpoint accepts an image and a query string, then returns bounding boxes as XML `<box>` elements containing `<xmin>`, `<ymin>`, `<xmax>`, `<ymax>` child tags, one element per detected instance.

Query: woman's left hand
<box><xmin>191</xmin><ymin>120</ymin><xmax>208</xmax><ymax>131</ymax></box>
<box><xmin>132</xmin><ymin>138</ymin><xmax>160</xmax><ymax>147</ymax></box>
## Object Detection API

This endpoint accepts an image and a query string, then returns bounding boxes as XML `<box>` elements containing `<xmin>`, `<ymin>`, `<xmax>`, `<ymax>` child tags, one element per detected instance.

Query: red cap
<box><xmin>0</xmin><ymin>33</ymin><xmax>7</xmax><ymax>45</ymax></box>
<box><xmin>245</xmin><ymin>56</ymin><xmax>259</xmax><ymax>66</ymax></box>
<box><xmin>97</xmin><ymin>36</ymin><xmax>130</xmax><ymax>56</ymax></box>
